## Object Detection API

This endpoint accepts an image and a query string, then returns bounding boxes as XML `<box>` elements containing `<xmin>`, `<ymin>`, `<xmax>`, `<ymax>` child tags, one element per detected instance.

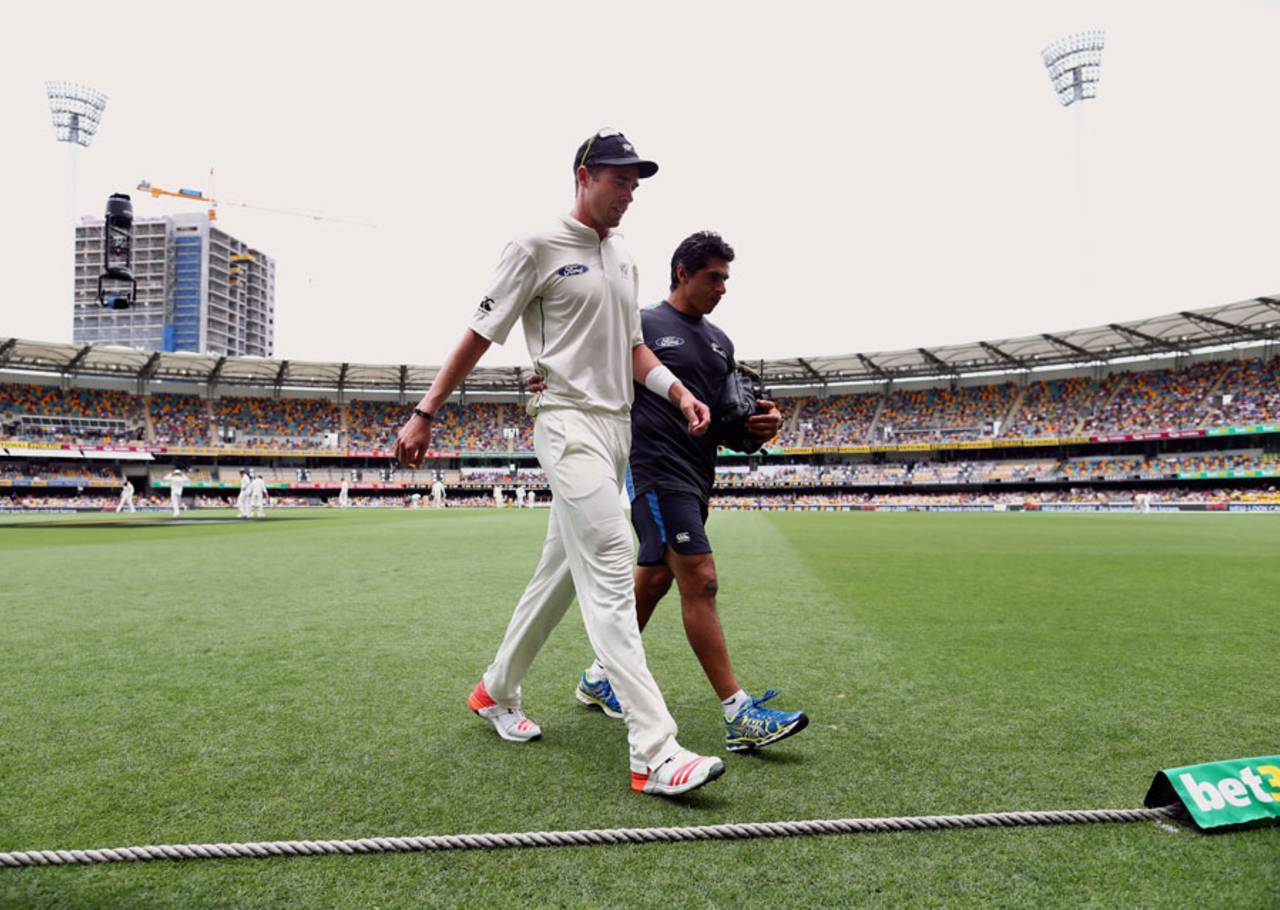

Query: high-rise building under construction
<box><xmin>73</xmin><ymin>212</ymin><xmax>275</xmax><ymax>356</ymax></box>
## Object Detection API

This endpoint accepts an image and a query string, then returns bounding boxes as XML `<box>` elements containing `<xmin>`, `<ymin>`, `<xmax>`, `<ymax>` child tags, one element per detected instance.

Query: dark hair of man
<box><xmin>669</xmin><ymin>231</ymin><xmax>735</xmax><ymax>291</ymax></box>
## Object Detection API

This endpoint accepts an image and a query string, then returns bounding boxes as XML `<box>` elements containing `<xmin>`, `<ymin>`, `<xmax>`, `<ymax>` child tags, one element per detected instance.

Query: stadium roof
<box><xmin>3</xmin><ymin>295</ymin><xmax>1278</xmax><ymax>394</ymax></box>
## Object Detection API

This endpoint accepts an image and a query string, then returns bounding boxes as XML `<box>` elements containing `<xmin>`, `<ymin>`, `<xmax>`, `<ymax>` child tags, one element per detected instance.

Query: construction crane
<box><xmin>135</xmin><ymin>179</ymin><xmax>376</xmax><ymax>227</ymax></box>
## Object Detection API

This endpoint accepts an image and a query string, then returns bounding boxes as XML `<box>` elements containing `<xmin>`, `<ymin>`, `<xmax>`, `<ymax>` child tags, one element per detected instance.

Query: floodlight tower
<box><xmin>45</xmin><ymin>81</ymin><xmax>109</xmax><ymax>221</ymax></box>
<box><xmin>45</xmin><ymin>81</ymin><xmax>109</xmax><ymax>147</ymax></box>
<box><xmin>1040</xmin><ymin>31</ymin><xmax>1105</xmax><ymax>107</ymax></box>
<box><xmin>45</xmin><ymin>82</ymin><xmax>110</xmax><ymax>322</ymax></box>
<box><xmin>1041</xmin><ymin>32</ymin><xmax>1105</xmax><ymax>301</ymax></box>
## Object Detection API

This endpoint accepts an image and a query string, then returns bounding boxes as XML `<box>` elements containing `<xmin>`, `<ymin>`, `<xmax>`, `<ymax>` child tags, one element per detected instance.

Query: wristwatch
<box><xmin>412</xmin><ymin>407</ymin><xmax>435</xmax><ymax>422</ymax></box>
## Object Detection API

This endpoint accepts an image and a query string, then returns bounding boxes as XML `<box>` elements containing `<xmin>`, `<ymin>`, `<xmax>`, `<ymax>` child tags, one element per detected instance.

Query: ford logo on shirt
<box><xmin>653</xmin><ymin>336</ymin><xmax>685</xmax><ymax>350</ymax></box>
<box><xmin>556</xmin><ymin>263</ymin><xmax>590</xmax><ymax>277</ymax></box>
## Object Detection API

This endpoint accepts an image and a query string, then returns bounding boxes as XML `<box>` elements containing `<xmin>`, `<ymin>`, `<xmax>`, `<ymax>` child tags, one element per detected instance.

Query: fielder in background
<box><xmin>338</xmin><ymin>477</ymin><xmax>350</xmax><ymax>509</ymax></box>
<box><xmin>163</xmin><ymin>468</ymin><xmax>186</xmax><ymax>518</ymax></box>
<box><xmin>393</xmin><ymin>128</ymin><xmax>725</xmax><ymax>797</ymax></box>
<box><xmin>116</xmin><ymin>478</ymin><xmax>135</xmax><ymax>513</ymax></box>
<box><xmin>431</xmin><ymin>475</ymin><xmax>447</xmax><ymax>508</ymax></box>
<box><xmin>566</xmin><ymin>232</ymin><xmax>809</xmax><ymax>752</ymax></box>
<box><xmin>237</xmin><ymin>469</ymin><xmax>253</xmax><ymax>519</ymax></box>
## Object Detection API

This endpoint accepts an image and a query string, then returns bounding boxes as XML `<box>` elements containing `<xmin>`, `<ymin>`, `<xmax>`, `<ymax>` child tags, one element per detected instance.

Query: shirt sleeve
<box><xmin>470</xmin><ymin>241</ymin><xmax>539</xmax><ymax>345</ymax></box>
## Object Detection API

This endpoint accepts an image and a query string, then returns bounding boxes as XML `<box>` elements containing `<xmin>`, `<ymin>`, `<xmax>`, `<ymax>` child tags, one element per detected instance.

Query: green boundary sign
<box><xmin>1146</xmin><ymin>755</ymin><xmax>1280</xmax><ymax>830</ymax></box>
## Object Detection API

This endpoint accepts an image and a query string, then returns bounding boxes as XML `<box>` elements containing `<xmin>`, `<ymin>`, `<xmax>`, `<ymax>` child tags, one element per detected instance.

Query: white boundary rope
<box><xmin>0</xmin><ymin>805</ymin><xmax>1184</xmax><ymax>868</ymax></box>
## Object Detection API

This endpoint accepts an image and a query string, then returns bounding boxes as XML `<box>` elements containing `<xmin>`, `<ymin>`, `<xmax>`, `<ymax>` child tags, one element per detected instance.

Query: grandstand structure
<box><xmin>2</xmin><ymin>294</ymin><xmax>1279</xmax><ymax>512</ymax></box>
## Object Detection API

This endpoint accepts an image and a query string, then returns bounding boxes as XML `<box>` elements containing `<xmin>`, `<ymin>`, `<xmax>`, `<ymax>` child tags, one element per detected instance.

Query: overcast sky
<box><xmin>2</xmin><ymin>1</ymin><xmax>1277</xmax><ymax>368</ymax></box>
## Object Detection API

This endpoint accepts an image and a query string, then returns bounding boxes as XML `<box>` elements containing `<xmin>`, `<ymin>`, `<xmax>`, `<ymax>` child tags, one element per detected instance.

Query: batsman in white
<box><xmin>393</xmin><ymin>128</ymin><xmax>725</xmax><ymax>797</ymax></box>
<box><xmin>115</xmin><ymin>478</ymin><xmax>135</xmax><ymax>513</ymax></box>
<box><xmin>162</xmin><ymin>468</ymin><xmax>186</xmax><ymax>518</ymax></box>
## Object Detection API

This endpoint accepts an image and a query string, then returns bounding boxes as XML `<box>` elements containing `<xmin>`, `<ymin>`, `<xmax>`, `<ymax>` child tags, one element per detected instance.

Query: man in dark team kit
<box><xmin>573</xmin><ymin>231</ymin><xmax>809</xmax><ymax>752</ymax></box>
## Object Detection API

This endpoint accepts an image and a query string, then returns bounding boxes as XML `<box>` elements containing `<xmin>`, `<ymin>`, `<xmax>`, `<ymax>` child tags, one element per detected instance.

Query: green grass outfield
<box><xmin>1</xmin><ymin>508</ymin><xmax>1275</xmax><ymax>909</ymax></box>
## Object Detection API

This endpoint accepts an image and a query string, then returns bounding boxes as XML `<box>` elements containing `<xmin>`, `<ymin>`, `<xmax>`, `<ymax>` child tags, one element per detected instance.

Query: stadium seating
<box><xmin>148</xmin><ymin>393</ymin><xmax>211</xmax><ymax>447</ymax></box>
<box><xmin>1201</xmin><ymin>357</ymin><xmax>1280</xmax><ymax>427</ymax></box>
<box><xmin>1080</xmin><ymin>362</ymin><xmax>1225</xmax><ymax>434</ymax></box>
<box><xmin>345</xmin><ymin>399</ymin><xmax>412</xmax><ymax>450</ymax></box>
<box><xmin>1004</xmin><ymin>375</ymin><xmax>1121</xmax><ymax>438</ymax></box>
<box><xmin>213</xmin><ymin>396</ymin><xmax>340</xmax><ymax>446</ymax></box>
<box><xmin>878</xmin><ymin>382</ymin><xmax>1019</xmax><ymax>443</ymax></box>
<box><xmin>0</xmin><ymin>461</ymin><xmax>118</xmax><ymax>483</ymax></box>
<box><xmin>0</xmin><ymin>383</ymin><xmax>143</xmax><ymax>443</ymax></box>
<box><xmin>3</xmin><ymin>355</ymin><xmax>1278</xmax><ymax>452</ymax></box>
<box><xmin>778</xmin><ymin>394</ymin><xmax>881</xmax><ymax>447</ymax></box>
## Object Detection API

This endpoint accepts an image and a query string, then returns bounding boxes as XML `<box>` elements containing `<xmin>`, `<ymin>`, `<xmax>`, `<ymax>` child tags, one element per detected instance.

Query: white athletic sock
<box><xmin>722</xmin><ymin>689</ymin><xmax>749</xmax><ymax>720</ymax></box>
<box><xmin>585</xmin><ymin>659</ymin><xmax>608</xmax><ymax>684</ymax></box>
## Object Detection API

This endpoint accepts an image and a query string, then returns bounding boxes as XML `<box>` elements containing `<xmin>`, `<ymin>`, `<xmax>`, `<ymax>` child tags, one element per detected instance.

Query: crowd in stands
<box><xmin>149</xmin><ymin>393</ymin><xmax>211</xmax><ymax>446</ymax></box>
<box><xmin>779</xmin><ymin>394</ymin><xmax>880</xmax><ymax>447</ymax></box>
<box><xmin>3</xmin><ymin>355</ymin><xmax>1279</xmax><ymax>451</ymax></box>
<box><xmin>345</xmin><ymin>400</ymin><xmax>529</xmax><ymax>453</ymax></box>
<box><xmin>1004</xmin><ymin>375</ymin><xmax>1120</xmax><ymax>439</ymax></box>
<box><xmin>774</xmin><ymin>357</ymin><xmax>1279</xmax><ymax>448</ymax></box>
<box><xmin>345</xmin><ymin>399</ymin><xmax>411</xmax><ymax>450</ymax></box>
<box><xmin>1080</xmin><ymin>361</ymin><xmax>1226</xmax><ymax>435</ymax></box>
<box><xmin>0</xmin><ymin>461</ymin><xmax>117</xmax><ymax>483</ymax></box>
<box><xmin>0</xmin><ymin>383</ymin><xmax>143</xmax><ymax>443</ymax></box>
<box><xmin>1202</xmin><ymin>357</ymin><xmax>1280</xmax><ymax>428</ymax></box>
<box><xmin>0</xmin><ymin>384</ymin><xmax>141</xmax><ymax>423</ymax></box>
<box><xmin>879</xmin><ymin>382</ymin><xmax>1019</xmax><ymax>442</ymax></box>
<box><xmin>213</xmin><ymin>396</ymin><xmax>340</xmax><ymax>444</ymax></box>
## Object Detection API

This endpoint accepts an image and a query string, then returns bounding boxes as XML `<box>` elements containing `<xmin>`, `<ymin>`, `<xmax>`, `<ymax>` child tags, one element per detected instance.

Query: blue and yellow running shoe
<box><xmin>724</xmin><ymin>690</ymin><xmax>809</xmax><ymax>752</ymax></box>
<box><xmin>575</xmin><ymin>672</ymin><xmax>624</xmax><ymax>718</ymax></box>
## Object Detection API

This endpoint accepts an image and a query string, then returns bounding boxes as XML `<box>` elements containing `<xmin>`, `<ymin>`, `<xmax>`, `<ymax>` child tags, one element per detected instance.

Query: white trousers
<box><xmin>482</xmin><ymin>408</ymin><xmax>680</xmax><ymax>773</ymax></box>
<box><xmin>171</xmin><ymin>491</ymin><xmax>182</xmax><ymax>517</ymax></box>
<box><xmin>237</xmin><ymin>490</ymin><xmax>251</xmax><ymax>517</ymax></box>
<box><xmin>116</xmin><ymin>496</ymin><xmax>134</xmax><ymax>513</ymax></box>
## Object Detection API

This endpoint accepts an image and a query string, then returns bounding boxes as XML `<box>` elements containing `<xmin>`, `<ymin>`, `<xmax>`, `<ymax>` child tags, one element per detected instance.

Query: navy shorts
<box><xmin>631</xmin><ymin>489</ymin><xmax>712</xmax><ymax>566</ymax></box>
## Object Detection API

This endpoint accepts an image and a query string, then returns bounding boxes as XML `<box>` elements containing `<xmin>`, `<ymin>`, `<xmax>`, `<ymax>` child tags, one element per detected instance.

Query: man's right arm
<box><xmin>393</xmin><ymin>329</ymin><xmax>492</xmax><ymax>468</ymax></box>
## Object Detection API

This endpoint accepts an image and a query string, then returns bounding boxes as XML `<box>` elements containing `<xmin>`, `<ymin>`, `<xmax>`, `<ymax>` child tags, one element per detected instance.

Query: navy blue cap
<box><xmin>574</xmin><ymin>129</ymin><xmax>658</xmax><ymax>179</ymax></box>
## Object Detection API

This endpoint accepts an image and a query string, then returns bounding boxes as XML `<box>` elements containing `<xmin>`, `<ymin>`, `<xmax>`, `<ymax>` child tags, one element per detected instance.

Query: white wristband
<box><xmin>643</xmin><ymin>364</ymin><xmax>678</xmax><ymax>402</ymax></box>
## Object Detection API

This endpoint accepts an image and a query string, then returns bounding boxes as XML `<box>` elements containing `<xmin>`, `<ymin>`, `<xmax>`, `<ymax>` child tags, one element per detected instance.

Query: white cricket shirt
<box><xmin>470</xmin><ymin>214</ymin><xmax>644</xmax><ymax>416</ymax></box>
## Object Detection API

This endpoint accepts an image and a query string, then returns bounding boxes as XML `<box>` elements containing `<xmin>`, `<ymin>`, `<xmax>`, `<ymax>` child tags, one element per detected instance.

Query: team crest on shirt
<box><xmin>478</xmin><ymin>297</ymin><xmax>494</xmax><ymax>314</ymax></box>
<box><xmin>619</xmin><ymin>263</ymin><xmax>630</xmax><ymax>277</ymax></box>
<box><xmin>653</xmin><ymin>336</ymin><xmax>685</xmax><ymax>350</ymax></box>
<box><xmin>710</xmin><ymin>342</ymin><xmax>729</xmax><ymax>361</ymax></box>
<box><xmin>557</xmin><ymin>263</ymin><xmax>590</xmax><ymax>277</ymax></box>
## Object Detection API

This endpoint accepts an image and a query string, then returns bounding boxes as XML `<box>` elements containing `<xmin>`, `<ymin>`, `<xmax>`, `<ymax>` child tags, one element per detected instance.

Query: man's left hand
<box><xmin>745</xmin><ymin>399</ymin><xmax>783</xmax><ymax>440</ymax></box>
